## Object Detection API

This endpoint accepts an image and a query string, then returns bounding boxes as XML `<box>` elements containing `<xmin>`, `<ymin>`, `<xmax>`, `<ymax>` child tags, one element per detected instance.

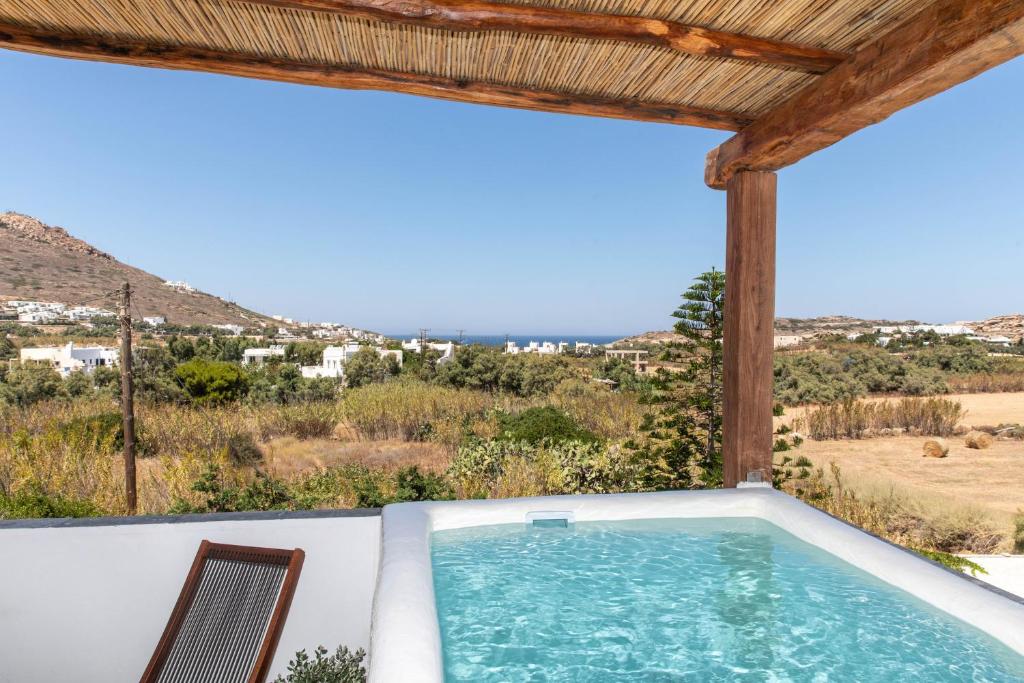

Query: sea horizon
<box><xmin>384</xmin><ymin>333</ymin><xmax>628</xmax><ymax>347</ymax></box>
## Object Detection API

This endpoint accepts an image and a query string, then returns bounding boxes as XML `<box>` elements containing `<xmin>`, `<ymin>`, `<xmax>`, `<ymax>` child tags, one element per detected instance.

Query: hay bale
<box><xmin>965</xmin><ymin>431</ymin><xmax>994</xmax><ymax>450</ymax></box>
<box><xmin>922</xmin><ymin>439</ymin><xmax>949</xmax><ymax>458</ymax></box>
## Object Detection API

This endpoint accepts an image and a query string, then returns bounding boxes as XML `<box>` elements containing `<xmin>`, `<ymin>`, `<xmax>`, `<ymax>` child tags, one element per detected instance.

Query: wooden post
<box><xmin>119</xmin><ymin>282</ymin><xmax>138</xmax><ymax>514</ymax></box>
<box><xmin>722</xmin><ymin>171</ymin><xmax>776</xmax><ymax>487</ymax></box>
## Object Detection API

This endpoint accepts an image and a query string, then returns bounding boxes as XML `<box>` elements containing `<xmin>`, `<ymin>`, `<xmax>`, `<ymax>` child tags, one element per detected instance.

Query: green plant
<box><xmin>912</xmin><ymin>548</ymin><xmax>987</xmax><ymax>576</ymax></box>
<box><xmin>631</xmin><ymin>269</ymin><xmax>726</xmax><ymax>489</ymax></box>
<box><xmin>351</xmin><ymin>466</ymin><xmax>452</xmax><ymax>507</ymax></box>
<box><xmin>0</xmin><ymin>485</ymin><xmax>101</xmax><ymax>519</ymax></box>
<box><xmin>169</xmin><ymin>463</ymin><xmax>292</xmax><ymax>513</ymax></box>
<box><xmin>273</xmin><ymin>645</ymin><xmax>366</xmax><ymax>683</ymax></box>
<box><xmin>175</xmin><ymin>359</ymin><xmax>249</xmax><ymax>405</ymax></box>
<box><xmin>496</xmin><ymin>406</ymin><xmax>597</xmax><ymax>444</ymax></box>
<box><xmin>343</xmin><ymin>347</ymin><xmax>401</xmax><ymax>389</ymax></box>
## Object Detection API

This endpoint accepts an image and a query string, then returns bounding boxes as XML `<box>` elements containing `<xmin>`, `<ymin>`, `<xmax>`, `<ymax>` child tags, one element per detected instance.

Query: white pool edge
<box><xmin>367</xmin><ymin>489</ymin><xmax>1024</xmax><ymax>682</ymax></box>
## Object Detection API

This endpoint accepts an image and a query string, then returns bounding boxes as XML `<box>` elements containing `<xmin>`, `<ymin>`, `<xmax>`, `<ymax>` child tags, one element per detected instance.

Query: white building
<box><xmin>213</xmin><ymin>324</ymin><xmax>245</xmax><ymax>336</ymax></box>
<box><xmin>301</xmin><ymin>344</ymin><xmax>404</xmax><ymax>379</ymax></box>
<box><xmin>67</xmin><ymin>306</ymin><xmax>115</xmax><ymax>321</ymax></box>
<box><xmin>163</xmin><ymin>280</ymin><xmax>196</xmax><ymax>293</ymax></box>
<box><xmin>18</xmin><ymin>310</ymin><xmax>59</xmax><ymax>323</ymax></box>
<box><xmin>773</xmin><ymin>335</ymin><xmax>804</xmax><ymax>348</ymax></box>
<box><xmin>143</xmin><ymin>316</ymin><xmax>166</xmax><ymax>326</ymax></box>
<box><xmin>20</xmin><ymin>342</ymin><xmax>119</xmax><ymax>377</ymax></box>
<box><xmin>7</xmin><ymin>300</ymin><xmax>114</xmax><ymax>323</ymax></box>
<box><xmin>507</xmin><ymin>340</ymin><xmax>561</xmax><ymax>355</ymax></box>
<box><xmin>877</xmin><ymin>324</ymin><xmax>975</xmax><ymax>336</ymax></box>
<box><xmin>242</xmin><ymin>345</ymin><xmax>286</xmax><ymax>365</ymax></box>
<box><xmin>401</xmin><ymin>339</ymin><xmax>456</xmax><ymax>364</ymax></box>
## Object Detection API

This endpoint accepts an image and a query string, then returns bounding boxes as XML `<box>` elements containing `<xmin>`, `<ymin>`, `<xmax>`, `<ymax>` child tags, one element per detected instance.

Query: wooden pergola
<box><xmin>3</xmin><ymin>0</ymin><xmax>1021</xmax><ymax>486</ymax></box>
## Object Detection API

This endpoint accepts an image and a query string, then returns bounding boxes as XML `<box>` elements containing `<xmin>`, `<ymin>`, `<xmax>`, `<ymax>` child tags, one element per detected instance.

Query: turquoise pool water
<box><xmin>431</xmin><ymin>517</ymin><xmax>1024</xmax><ymax>681</ymax></box>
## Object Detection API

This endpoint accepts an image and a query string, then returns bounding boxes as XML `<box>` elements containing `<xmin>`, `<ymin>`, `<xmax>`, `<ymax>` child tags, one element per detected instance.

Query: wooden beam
<box><xmin>0</xmin><ymin>20</ymin><xmax>749</xmax><ymax>130</ymax></box>
<box><xmin>722</xmin><ymin>170</ymin><xmax>776</xmax><ymax>488</ymax></box>
<box><xmin>247</xmin><ymin>0</ymin><xmax>846</xmax><ymax>73</ymax></box>
<box><xmin>706</xmin><ymin>0</ymin><xmax>1024</xmax><ymax>188</ymax></box>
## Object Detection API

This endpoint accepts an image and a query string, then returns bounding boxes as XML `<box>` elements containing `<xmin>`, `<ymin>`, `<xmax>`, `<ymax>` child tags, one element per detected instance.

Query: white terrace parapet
<box><xmin>0</xmin><ymin>509</ymin><xmax>381</xmax><ymax>683</ymax></box>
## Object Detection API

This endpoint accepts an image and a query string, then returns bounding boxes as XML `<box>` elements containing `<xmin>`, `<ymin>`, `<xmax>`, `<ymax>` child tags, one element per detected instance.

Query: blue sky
<box><xmin>1</xmin><ymin>50</ymin><xmax>1021</xmax><ymax>336</ymax></box>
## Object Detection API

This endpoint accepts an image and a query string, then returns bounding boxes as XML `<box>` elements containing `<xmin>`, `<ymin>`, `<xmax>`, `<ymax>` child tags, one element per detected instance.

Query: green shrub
<box><xmin>169</xmin><ymin>464</ymin><xmax>292</xmax><ymax>513</ymax></box>
<box><xmin>175</xmin><ymin>359</ymin><xmax>249</xmax><ymax>405</ymax></box>
<box><xmin>274</xmin><ymin>645</ymin><xmax>366</xmax><ymax>683</ymax></box>
<box><xmin>0</xmin><ymin>486</ymin><xmax>101</xmax><ymax>519</ymax></box>
<box><xmin>351</xmin><ymin>466</ymin><xmax>452</xmax><ymax>507</ymax></box>
<box><xmin>432</xmin><ymin>345</ymin><xmax>577</xmax><ymax>397</ymax></box>
<box><xmin>912</xmin><ymin>548</ymin><xmax>987</xmax><ymax>576</ymax></box>
<box><xmin>497</xmin><ymin>407</ymin><xmax>597</xmax><ymax>444</ymax></box>
<box><xmin>448</xmin><ymin>438</ymin><xmax>651</xmax><ymax>498</ymax></box>
<box><xmin>1</xmin><ymin>365</ymin><xmax>65</xmax><ymax>406</ymax></box>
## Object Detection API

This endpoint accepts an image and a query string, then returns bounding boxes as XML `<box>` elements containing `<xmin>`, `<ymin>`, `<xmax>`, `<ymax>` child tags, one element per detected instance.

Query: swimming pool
<box><xmin>432</xmin><ymin>517</ymin><xmax>1024</xmax><ymax>681</ymax></box>
<box><xmin>368</xmin><ymin>489</ymin><xmax>1024</xmax><ymax>682</ymax></box>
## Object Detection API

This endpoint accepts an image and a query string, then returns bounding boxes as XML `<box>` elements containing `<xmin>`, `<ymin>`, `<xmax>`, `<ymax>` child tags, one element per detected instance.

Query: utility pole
<box><xmin>119</xmin><ymin>282</ymin><xmax>138</xmax><ymax>515</ymax></box>
<box><xmin>418</xmin><ymin>328</ymin><xmax>429</xmax><ymax>355</ymax></box>
<box><xmin>456</xmin><ymin>329</ymin><xmax>465</xmax><ymax>344</ymax></box>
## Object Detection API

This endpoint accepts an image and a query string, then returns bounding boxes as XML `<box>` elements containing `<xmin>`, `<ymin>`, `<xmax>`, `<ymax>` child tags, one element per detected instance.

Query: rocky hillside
<box><xmin>959</xmin><ymin>314</ymin><xmax>1024</xmax><ymax>343</ymax></box>
<box><xmin>617</xmin><ymin>314</ymin><xmax>1023</xmax><ymax>346</ymax></box>
<box><xmin>0</xmin><ymin>212</ymin><xmax>274</xmax><ymax>326</ymax></box>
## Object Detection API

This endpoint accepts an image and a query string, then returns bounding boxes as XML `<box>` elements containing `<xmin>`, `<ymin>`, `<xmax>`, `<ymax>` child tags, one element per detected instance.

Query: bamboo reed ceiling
<box><xmin>1</xmin><ymin>0</ymin><xmax>930</xmax><ymax>128</ymax></box>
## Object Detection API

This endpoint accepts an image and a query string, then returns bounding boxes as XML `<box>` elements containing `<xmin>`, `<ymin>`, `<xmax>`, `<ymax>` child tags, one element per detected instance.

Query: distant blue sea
<box><xmin>385</xmin><ymin>333</ymin><xmax>625</xmax><ymax>347</ymax></box>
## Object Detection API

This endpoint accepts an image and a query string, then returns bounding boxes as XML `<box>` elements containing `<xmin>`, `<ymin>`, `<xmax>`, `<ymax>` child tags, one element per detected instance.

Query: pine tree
<box><xmin>635</xmin><ymin>269</ymin><xmax>726</xmax><ymax>489</ymax></box>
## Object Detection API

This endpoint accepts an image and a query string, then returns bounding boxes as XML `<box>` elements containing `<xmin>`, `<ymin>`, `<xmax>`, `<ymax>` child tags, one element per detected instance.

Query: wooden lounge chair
<box><xmin>140</xmin><ymin>540</ymin><xmax>305</xmax><ymax>683</ymax></box>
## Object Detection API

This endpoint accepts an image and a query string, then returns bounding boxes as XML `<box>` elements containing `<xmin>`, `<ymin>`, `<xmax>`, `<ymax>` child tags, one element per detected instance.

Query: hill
<box><xmin>616</xmin><ymin>314</ymin><xmax>1024</xmax><ymax>346</ymax></box>
<box><xmin>0</xmin><ymin>212</ymin><xmax>274</xmax><ymax>327</ymax></box>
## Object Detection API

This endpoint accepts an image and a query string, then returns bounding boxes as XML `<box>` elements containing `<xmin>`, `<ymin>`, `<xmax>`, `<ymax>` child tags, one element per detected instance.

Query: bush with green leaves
<box><xmin>432</xmin><ymin>345</ymin><xmax>577</xmax><ymax>397</ymax></box>
<box><xmin>0</xmin><ymin>364</ymin><xmax>66</xmax><ymax>406</ymax></box>
<box><xmin>350</xmin><ymin>466</ymin><xmax>452</xmax><ymax>507</ymax></box>
<box><xmin>174</xmin><ymin>359</ymin><xmax>250</xmax><ymax>405</ymax></box>
<box><xmin>773</xmin><ymin>347</ymin><xmax>951</xmax><ymax>406</ymax></box>
<box><xmin>169</xmin><ymin>464</ymin><xmax>292</xmax><ymax>513</ymax></box>
<box><xmin>496</xmin><ymin>406</ymin><xmax>597</xmax><ymax>444</ymax></box>
<box><xmin>344</xmin><ymin>347</ymin><xmax>401</xmax><ymax>389</ymax></box>
<box><xmin>273</xmin><ymin>645</ymin><xmax>366</xmax><ymax>683</ymax></box>
<box><xmin>913</xmin><ymin>548</ymin><xmax>987</xmax><ymax>576</ymax></box>
<box><xmin>0</xmin><ymin>485</ymin><xmax>101</xmax><ymax>519</ymax></box>
<box><xmin>448</xmin><ymin>438</ymin><xmax>653</xmax><ymax>497</ymax></box>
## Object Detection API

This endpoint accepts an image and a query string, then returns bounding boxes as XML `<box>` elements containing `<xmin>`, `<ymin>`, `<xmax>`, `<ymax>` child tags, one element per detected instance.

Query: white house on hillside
<box><xmin>143</xmin><ymin>316</ymin><xmax>166</xmax><ymax>326</ymax></box>
<box><xmin>20</xmin><ymin>342</ymin><xmax>119</xmax><ymax>377</ymax></box>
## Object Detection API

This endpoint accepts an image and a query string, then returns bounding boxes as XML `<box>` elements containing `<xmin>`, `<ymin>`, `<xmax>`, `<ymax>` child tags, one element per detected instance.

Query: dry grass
<box><xmin>800</xmin><ymin>397</ymin><xmax>964</xmax><ymax>440</ymax></box>
<box><xmin>948</xmin><ymin>373</ymin><xmax>1024</xmax><ymax>394</ymax></box>
<box><xmin>548</xmin><ymin>379</ymin><xmax>651</xmax><ymax>441</ymax></box>
<box><xmin>791</xmin><ymin>464</ymin><xmax>1004</xmax><ymax>553</ymax></box>
<box><xmin>339</xmin><ymin>380</ymin><xmax>512</xmax><ymax>451</ymax></box>
<box><xmin>262</xmin><ymin>437</ymin><xmax>449</xmax><ymax>478</ymax></box>
<box><xmin>795</xmin><ymin>436</ymin><xmax>1024</xmax><ymax>550</ymax></box>
<box><xmin>778</xmin><ymin>391</ymin><xmax>1024</xmax><ymax>432</ymax></box>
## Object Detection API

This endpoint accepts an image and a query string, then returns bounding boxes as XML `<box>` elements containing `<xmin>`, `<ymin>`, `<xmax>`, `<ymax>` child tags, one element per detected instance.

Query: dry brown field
<box><xmin>784</xmin><ymin>392</ymin><xmax>1024</xmax><ymax>539</ymax></box>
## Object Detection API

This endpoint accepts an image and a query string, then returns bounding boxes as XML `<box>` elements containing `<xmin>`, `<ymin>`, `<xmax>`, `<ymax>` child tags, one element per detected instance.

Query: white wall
<box><xmin>0</xmin><ymin>513</ymin><xmax>381</xmax><ymax>683</ymax></box>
